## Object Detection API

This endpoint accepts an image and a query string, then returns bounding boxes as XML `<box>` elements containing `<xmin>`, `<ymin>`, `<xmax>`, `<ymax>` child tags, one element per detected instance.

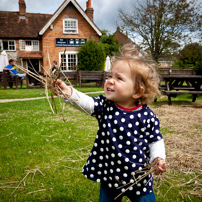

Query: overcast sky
<box><xmin>0</xmin><ymin>0</ymin><xmax>131</xmax><ymax>34</ymax></box>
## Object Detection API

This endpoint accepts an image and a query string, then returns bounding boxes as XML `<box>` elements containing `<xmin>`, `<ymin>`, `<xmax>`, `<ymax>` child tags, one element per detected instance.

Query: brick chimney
<box><xmin>19</xmin><ymin>0</ymin><xmax>26</xmax><ymax>17</ymax></box>
<box><xmin>85</xmin><ymin>0</ymin><xmax>94</xmax><ymax>21</ymax></box>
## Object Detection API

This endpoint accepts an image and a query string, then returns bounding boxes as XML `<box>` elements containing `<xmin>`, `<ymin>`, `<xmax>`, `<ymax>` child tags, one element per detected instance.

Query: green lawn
<box><xmin>0</xmin><ymin>87</ymin><xmax>201</xmax><ymax>201</ymax></box>
<box><xmin>0</xmin><ymin>84</ymin><xmax>104</xmax><ymax>99</ymax></box>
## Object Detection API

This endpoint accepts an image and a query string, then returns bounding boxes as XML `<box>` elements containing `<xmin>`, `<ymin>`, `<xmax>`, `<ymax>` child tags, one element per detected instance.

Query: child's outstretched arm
<box><xmin>55</xmin><ymin>80</ymin><xmax>95</xmax><ymax>115</ymax></box>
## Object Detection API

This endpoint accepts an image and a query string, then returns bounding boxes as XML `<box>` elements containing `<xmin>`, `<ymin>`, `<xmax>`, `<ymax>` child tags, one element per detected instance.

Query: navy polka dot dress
<box><xmin>82</xmin><ymin>95</ymin><xmax>163</xmax><ymax>196</ymax></box>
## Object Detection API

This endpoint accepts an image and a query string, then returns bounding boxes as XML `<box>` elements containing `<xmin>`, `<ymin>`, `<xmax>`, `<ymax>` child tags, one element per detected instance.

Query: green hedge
<box><xmin>77</xmin><ymin>40</ymin><xmax>106</xmax><ymax>71</ymax></box>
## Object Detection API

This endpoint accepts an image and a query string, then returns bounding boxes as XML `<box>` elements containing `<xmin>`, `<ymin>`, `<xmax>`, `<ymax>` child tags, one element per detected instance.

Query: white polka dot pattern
<box><xmin>82</xmin><ymin>95</ymin><xmax>161</xmax><ymax>196</ymax></box>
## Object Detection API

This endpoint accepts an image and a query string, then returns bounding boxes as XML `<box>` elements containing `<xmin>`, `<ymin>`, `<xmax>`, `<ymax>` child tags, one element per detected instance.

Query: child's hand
<box><xmin>55</xmin><ymin>80</ymin><xmax>72</xmax><ymax>97</ymax></box>
<box><xmin>152</xmin><ymin>158</ymin><xmax>166</xmax><ymax>175</ymax></box>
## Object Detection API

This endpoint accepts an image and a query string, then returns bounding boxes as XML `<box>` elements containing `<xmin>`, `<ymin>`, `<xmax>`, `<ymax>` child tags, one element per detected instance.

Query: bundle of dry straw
<box><xmin>16</xmin><ymin>51</ymin><xmax>90</xmax><ymax>116</ymax></box>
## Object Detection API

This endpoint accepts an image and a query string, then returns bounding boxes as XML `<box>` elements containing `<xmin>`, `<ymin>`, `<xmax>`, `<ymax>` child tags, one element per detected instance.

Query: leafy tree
<box><xmin>174</xmin><ymin>42</ymin><xmax>202</xmax><ymax>71</ymax></box>
<box><xmin>118</xmin><ymin>0</ymin><xmax>202</xmax><ymax>62</ymax></box>
<box><xmin>99</xmin><ymin>30</ymin><xmax>119</xmax><ymax>56</ymax></box>
<box><xmin>179</xmin><ymin>43</ymin><xmax>202</xmax><ymax>66</ymax></box>
<box><xmin>77</xmin><ymin>40</ymin><xmax>106</xmax><ymax>71</ymax></box>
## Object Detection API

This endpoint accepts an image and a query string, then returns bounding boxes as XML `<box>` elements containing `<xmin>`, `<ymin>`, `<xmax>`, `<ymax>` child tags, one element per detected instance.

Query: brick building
<box><xmin>114</xmin><ymin>26</ymin><xmax>139</xmax><ymax>56</ymax></box>
<box><xmin>0</xmin><ymin>0</ymin><xmax>102</xmax><ymax>73</ymax></box>
<box><xmin>114</xmin><ymin>26</ymin><xmax>134</xmax><ymax>45</ymax></box>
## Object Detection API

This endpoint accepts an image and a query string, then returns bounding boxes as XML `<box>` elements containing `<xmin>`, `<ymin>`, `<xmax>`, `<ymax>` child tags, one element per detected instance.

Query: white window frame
<box><xmin>1</xmin><ymin>40</ymin><xmax>16</xmax><ymax>51</ymax></box>
<box><xmin>19</xmin><ymin>40</ymin><xmax>39</xmax><ymax>51</ymax></box>
<box><xmin>59</xmin><ymin>51</ymin><xmax>78</xmax><ymax>71</ymax></box>
<box><xmin>63</xmin><ymin>18</ymin><xmax>78</xmax><ymax>34</ymax></box>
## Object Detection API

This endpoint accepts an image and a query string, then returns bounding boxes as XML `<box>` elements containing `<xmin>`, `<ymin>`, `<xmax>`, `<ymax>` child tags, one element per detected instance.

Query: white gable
<box><xmin>39</xmin><ymin>0</ymin><xmax>102</xmax><ymax>36</ymax></box>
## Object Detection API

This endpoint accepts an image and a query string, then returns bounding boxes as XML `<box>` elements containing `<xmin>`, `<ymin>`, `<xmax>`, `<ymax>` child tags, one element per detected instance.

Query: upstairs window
<box><xmin>63</xmin><ymin>18</ymin><xmax>78</xmax><ymax>34</ymax></box>
<box><xmin>19</xmin><ymin>40</ymin><xmax>39</xmax><ymax>51</ymax></box>
<box><xmin>0</xmin><ymin>40</ymin><xmax>16</xmax><ymax>51</ymax></box>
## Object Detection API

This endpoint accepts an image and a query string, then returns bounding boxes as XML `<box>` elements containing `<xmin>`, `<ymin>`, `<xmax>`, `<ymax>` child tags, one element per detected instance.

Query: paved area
<box><xmin>0</xmin><ymin>91</ymin><xmax>104</xmax><ymax>103</ymax></box>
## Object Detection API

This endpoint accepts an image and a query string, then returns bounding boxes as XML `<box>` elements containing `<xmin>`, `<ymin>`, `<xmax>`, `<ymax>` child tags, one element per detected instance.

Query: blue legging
<box><xmin>99</xmin><ymin>183</ymin><xmax>156</xmax><ymax>202</ymax></box>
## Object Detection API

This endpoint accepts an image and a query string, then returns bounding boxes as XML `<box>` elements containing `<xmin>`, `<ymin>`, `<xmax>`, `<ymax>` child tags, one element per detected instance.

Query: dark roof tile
<box><xmin>0</xmin><ymin>11</ymin><xmax>52</xmax><ymax>39</ymax></box>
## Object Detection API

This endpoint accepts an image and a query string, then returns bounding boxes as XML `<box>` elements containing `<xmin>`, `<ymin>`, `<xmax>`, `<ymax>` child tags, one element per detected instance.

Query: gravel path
<box><xmin>0</xmin><ymin>91</ymin><xmax>105</xmax><ymax>103</ymax></box>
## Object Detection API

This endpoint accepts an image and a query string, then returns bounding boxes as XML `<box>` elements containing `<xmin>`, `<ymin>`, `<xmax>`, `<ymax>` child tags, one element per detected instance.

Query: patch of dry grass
<box><xmin>153</xmin><ymin>101</ymin><xmax>202</xmax><ymax>171</ymax></box>
<box><xmin>152</xmin><ymin>101</ymin><xmax>202</xmax><ymax>198</ymax></box>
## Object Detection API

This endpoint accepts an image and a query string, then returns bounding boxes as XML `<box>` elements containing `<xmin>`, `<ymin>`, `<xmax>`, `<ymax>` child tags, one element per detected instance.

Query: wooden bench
<box><xmin>162</xmin><ymin>90</ymin><xmax>202</xmax><ymax>104</ymax></box>
<box><xmin>78</xmin><ymin>71</ymin><xmax>106</xmax><ymax>88</ymax></box>
<box><xmin>158</xmin><ymin>68</ymin><xmax>195</xmax><ymax>77</ymax></box>
<box><xmin>169</xmin><ymin>68</ymin><xmax>194</xmax><ymax>75</ymax></box>
<box><xmin>59</xmin><ymin>71</ymin><xmax>78</xmax><ymax>86</ymax></box>
<box><xmin>156</xmin><ymin>74</ymin><xmax>202</xmax><ymax>105</ymax></box>
<box><xmin>3</xmin><ymin>70</ymin><xmax>23</xmax><ymax>90</ymax></box>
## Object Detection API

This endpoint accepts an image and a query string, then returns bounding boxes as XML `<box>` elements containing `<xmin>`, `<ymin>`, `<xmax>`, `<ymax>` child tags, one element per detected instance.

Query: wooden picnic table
<box><xmin>159</xmin><ymin>75</ymin><xmax>202</xmax><ymax>105</ymax></box>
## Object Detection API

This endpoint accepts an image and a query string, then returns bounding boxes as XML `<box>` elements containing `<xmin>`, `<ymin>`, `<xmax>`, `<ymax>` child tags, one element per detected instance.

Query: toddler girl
<box><xmin>56</xmin><ymin>43</ymin><xmax>166</xmax><ymax>202</ymax></box>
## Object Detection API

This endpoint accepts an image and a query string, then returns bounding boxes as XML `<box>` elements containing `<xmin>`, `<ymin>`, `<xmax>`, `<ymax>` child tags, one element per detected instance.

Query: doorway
<box><xmin>27</xmin><ymin>59</ymin><xmax>40</xmax><ymax>85</ymax></box>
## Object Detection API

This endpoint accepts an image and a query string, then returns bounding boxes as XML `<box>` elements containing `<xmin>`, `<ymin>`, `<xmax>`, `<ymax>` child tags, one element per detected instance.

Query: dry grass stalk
<box><xmin>0</xmin><ymin>182</ymin><xmax>22</xmax><ymax>191</ymax></box>
<box><xmin>11</xmin><ymin>168</ymin><xmax>45</xmax><ymax>196</ymax></box>
<box><xmin>114</xmin><ymin>158</ymin><xmax>164</xmax><ymax>200</ymax></box>
<box><xmin>16</xmin><ymin>50</ymin><xmax>91</xmax><ymax>116</ymax></box>
<box><xmin>0</xmin><ymin>186</ymin><xmax>24</xmax><ymax>190</ymax></box>
<box><xmin>26</xmin><ymin>188</ymin><xmax>46</xmax><ymax>195</ymax></box>
<box><xmin>152</xmin><ymin>102</ymin><xmax>202</xmax><ymax>198</ymax></box>
<box><xmin>0</xmin><ymin>132</ymin><xmax>13</xmax><ymax>139</ymax></box>
<box><xmin>0</xmin><ymin>181</ymin><xmax>19</xmax><ymax>185</ymax></box>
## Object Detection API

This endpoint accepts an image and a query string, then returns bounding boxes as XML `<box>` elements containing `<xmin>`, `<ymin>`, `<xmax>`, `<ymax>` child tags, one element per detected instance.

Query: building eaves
<box><xmin>39</xmin><ymin>0</ymin><xmax>102</xmax><ymax>36</ymax></box>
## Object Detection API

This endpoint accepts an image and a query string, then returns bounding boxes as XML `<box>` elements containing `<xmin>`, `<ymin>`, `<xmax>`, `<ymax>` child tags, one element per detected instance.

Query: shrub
<box><xmin>172</xmin><ymin>60</ymin><xmax>186</xmax><ymax>69</ymax></box>
<box><xmin>77</xmin><ymin>40</ymin><xmax>106</xmax><ymax>71</ymax></box>
<box><xmin>100</xmin><ymin>30</ymin><xmax>119</xmax><ymax>56</ymax></box>
<box><xmin>175</xmin><ymin>43</ymin><xmax>202</xmax><ymax>71</ymax></box>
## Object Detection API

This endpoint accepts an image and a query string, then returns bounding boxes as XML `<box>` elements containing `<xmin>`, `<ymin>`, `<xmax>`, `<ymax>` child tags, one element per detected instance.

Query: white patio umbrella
<box><xmin>0</xmin><ymin>51</ymin><xmax>9</xmax><ymax>72</ymax></box>
<box><xmin>105</xmin><ymin>56</ymin><xmax>111</xmax><ymax>72</ymax></box>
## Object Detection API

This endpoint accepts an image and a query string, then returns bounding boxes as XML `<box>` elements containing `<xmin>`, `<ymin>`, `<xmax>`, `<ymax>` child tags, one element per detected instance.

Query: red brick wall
<box><xmin>42</xmin><ymin>3</ymin><xmax>99</xmax><ymax>70</ymax></box>
<box><xmin>19</xmin><ymin>0</ymin><xmax>26</xmax><ymax>16</ymax></box>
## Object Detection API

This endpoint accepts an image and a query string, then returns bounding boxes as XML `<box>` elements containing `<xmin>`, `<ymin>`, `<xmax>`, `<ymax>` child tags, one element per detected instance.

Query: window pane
<box><xmin>19</xmin><ymin>40</ymin><xmax>25</xmax><ymax>50</ymax></box>
<box><xmin>33</xmin><ymin>41</ymin><xmax>38</xmax><ymax>46</ymax></box>
<box><xmin>33</xmin><ymin>41</ymin><xmax>39</xmax><ymax>51</ymax></box>
<box><xmin>3</xmin><ymin>41</ymin><xmax>8</xmax><ymax>50</ymax></box>
<box><xmin>26</xmin><ymin>41</ymin><xmax>32</xmax><ymax>46</ymax></box>
<box><xmin>64</xmin><ymin>19</ymin><xmax>77</xmax><ymax>33</ymax></box>
<box><xmin>60</xmin><ymin>53</ymin><xmax>78</xmax><ymax>71</ymax></box>
<box><xmin>9</xmin><ymin>41</ymin><xmax>14</xmax><ymax>45</ymax></box>
<box><xmin>67</xmin><ymin>54</ymin><xmax>77</xmax><ymax>70</ymax></box>
<box><xmin>61</xmin><ymin>54</ymin><xmax>67</xmax><ymax>71</ymax></box>
<box><xmin>9</xmin><ymin>45</ymin><xmax>15</xmax><ymax>50</ymax></box>
<box><xmin>9</xmin><ymin>41</ymin><xmax>15</xmax><ymax>50</ymax></box>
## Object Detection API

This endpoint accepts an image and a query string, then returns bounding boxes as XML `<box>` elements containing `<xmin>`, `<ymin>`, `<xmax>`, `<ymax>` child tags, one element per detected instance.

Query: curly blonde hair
<box><xmin>111</xmin><ymin>43</ymin><xmax>161</xmax><ymax>104</ymax></box>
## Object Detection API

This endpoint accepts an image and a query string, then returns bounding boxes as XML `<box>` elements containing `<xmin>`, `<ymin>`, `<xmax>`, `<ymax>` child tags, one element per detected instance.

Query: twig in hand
<box><xmin>15</xmin><ymin>48</ymin><xmax>91</xmax><ymax>118</ymax></box>
<box><xmin>114</xmin><ymin>158</ymin><xmax>165</xmax><ymax>200</ymax></box>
